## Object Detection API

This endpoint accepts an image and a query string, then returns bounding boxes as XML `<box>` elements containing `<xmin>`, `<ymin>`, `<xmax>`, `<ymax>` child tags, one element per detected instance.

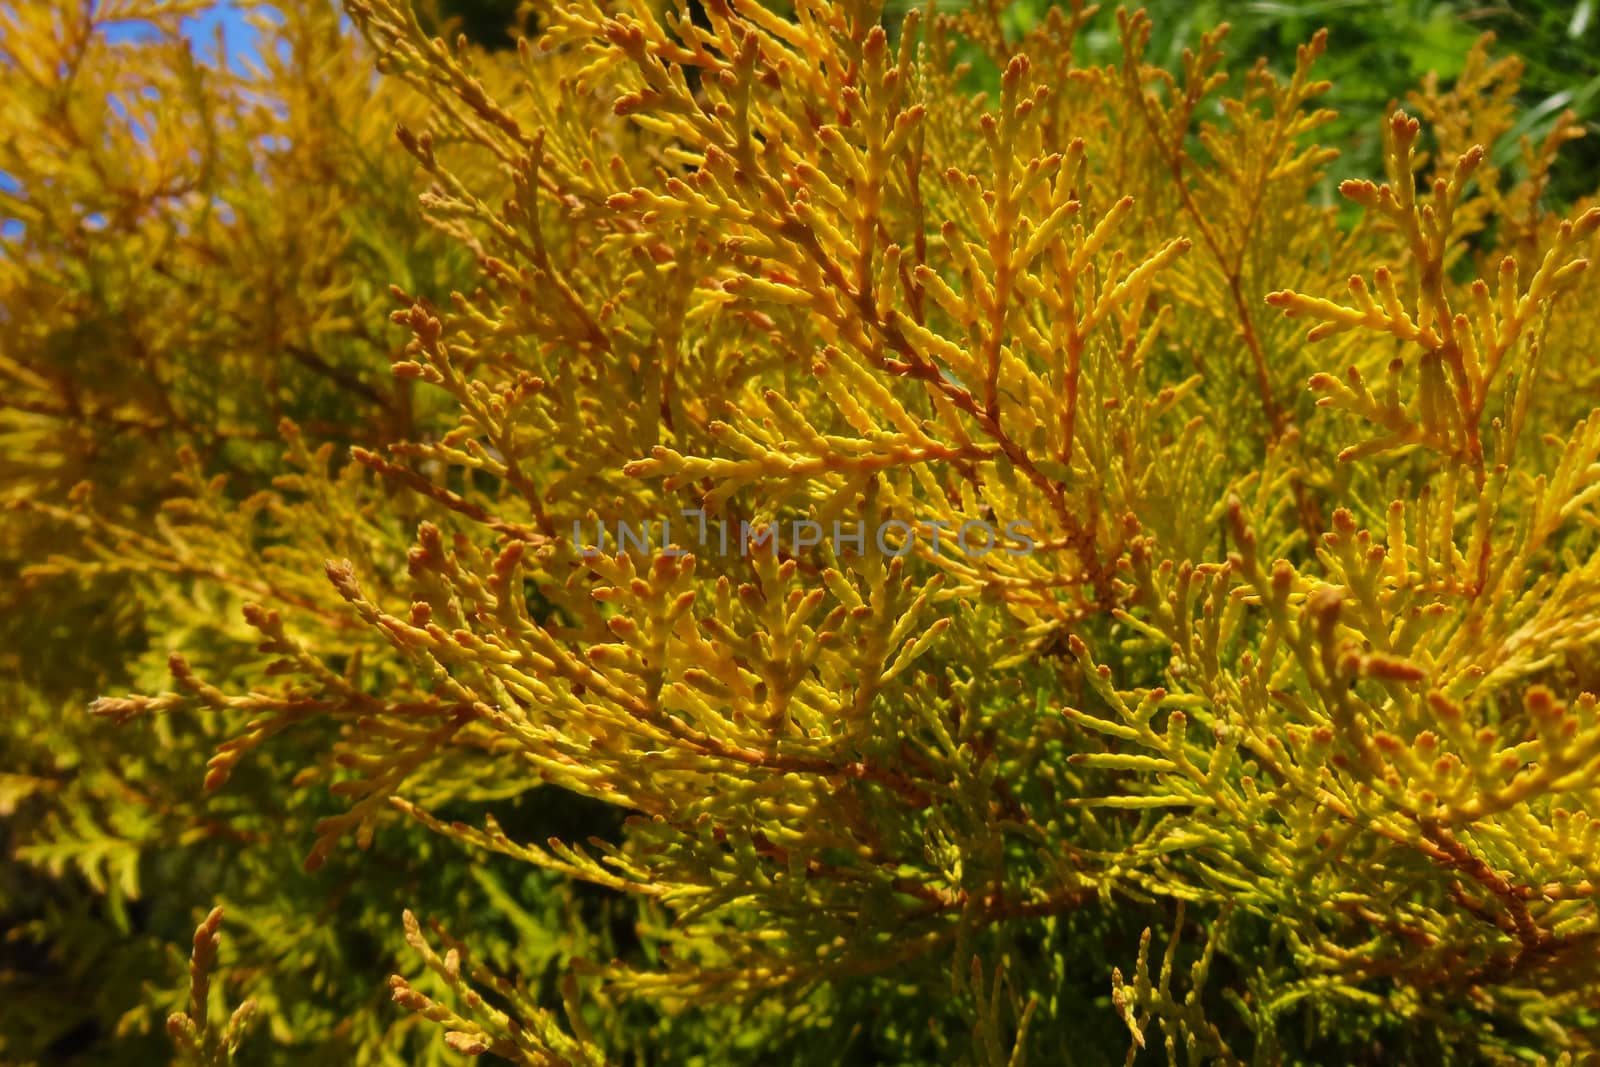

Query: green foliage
<box><xmin>424</xmin><ymin>0</ymin><xmax>529</xmax><ymax>47</ymax></box>
<box><xmin>961</xmin><ymin>0</ymin><xmax>1600</xmax><ymax>211</ymax></box>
